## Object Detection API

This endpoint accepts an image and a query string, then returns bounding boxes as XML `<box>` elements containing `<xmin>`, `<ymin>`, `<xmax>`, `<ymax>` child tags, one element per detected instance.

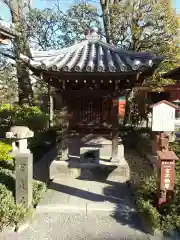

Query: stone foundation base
<box><xmin>50</xmin><ymin>158</ymin><xmax>130</xmax><ymax>182</ymax></box>
<box><xmin>50</xmin><ymin>134</ymin><xmax>129</xmax><ymax>182</ymax></box>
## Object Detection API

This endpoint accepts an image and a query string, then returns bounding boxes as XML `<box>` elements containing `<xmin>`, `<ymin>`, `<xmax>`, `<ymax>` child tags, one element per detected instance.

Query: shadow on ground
<box><xmin>33</xmin><ymin>133</ymin><xmax>150</xmax><ymax>236</ymax></box>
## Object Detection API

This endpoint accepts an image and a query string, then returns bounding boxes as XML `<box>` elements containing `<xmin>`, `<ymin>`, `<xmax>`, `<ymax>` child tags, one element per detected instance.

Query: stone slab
<box><xmin>86</xmin><ymin>202</ymin><xmax>117</xmax><ymax>214</ymax></box>
<box><xmin>38</xmin><ymin>188</ymin><xmax>70</xmax><ymax>206</ymax></box>
<box><xmin>36</xmin><ymin>204</ymin><xmax>87</xmax><ymax>213</ymax></box>
<box><xmin>37</xmin><ymin>177</ymin><xmax>132</xmax><ymax>216</ymax></box>
<box><xmin>106</xmin><ymin>164</ymin><xmax>130</xmax><ymax>183</ymax></box>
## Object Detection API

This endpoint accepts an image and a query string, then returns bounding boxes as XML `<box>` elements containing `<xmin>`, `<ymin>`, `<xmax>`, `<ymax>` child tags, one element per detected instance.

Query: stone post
<box><xmin>6</xmin><ymin>126</ymin><xmax>34</xmax><ymax>208</ymax></box>
<box><xmin>60</xmin><ymin>106</ymin><xmax>69</xmax><ymax>161</ymax></box>
<box><xmin>48</xmin><ymin>85</ymin><xmax>54</xmax><ymax>128</ymax></box>
<box><xmin>15</xmin><ymin>153</ymin><xmax>33</xmax><ymax>207</ymax></box>
<box><xmin>111</xmin><ymin>81</ymin><xmax>119</xmax><ymax>163</ymax></box>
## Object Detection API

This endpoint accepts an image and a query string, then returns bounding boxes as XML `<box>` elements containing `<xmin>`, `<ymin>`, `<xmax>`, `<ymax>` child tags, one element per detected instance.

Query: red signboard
<box><xmin>118</xmin><ymin>96</ymin><xmax>126</xmax><ymax>117</ymax></box>
<box><xmin>160</xmin><ymin>161</ymin><xmax>175</xmax><ymax>190</ymax></box>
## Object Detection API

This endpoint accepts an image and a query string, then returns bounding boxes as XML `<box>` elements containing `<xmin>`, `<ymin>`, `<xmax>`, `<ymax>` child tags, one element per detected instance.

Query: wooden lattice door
<box><xmin>68</xmin><ymin>93</ymin><xmax>112</xmax><ymax>129</ymax></box>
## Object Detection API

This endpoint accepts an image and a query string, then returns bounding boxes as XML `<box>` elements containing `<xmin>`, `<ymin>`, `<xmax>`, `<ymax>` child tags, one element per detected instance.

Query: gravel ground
<box><xmin>2</xmin><ymin>212</ymin><xmax>150</xmax><ymax>240</ymax></box>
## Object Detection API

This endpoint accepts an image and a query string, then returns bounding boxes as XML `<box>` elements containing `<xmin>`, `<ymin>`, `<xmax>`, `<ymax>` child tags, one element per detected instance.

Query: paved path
<box><xmin>2</xmin><ymin>178</ymin><xmax>155</xmax><ymax>240</ymax></box>
<box><xmin>1</xmin><ymin>147</ymin><xmax>166</xmax><ymax>240</ymax></box>
<box><xmin>36</xmin><ymin>178</ymin><xmax>134</xmax><ymax>214</ymax></box>
<box><xmin>3</xmin><ymin>212</ymin><xmax>151</xmax><ymax>240</ymax></box>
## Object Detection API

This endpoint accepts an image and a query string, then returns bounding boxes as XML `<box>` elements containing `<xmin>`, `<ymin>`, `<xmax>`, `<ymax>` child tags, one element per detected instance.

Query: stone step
<box><xmin>50</xmin><ymin>160</ymin><xmax>130</xmax><ymax>182</ymax></box>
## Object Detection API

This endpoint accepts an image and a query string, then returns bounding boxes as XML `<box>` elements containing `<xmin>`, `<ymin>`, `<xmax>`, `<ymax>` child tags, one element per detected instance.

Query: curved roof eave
<box><xmin>21</xmin><ymin>35</ymin><xmax>164</xmax><ymax>74</ymax></box>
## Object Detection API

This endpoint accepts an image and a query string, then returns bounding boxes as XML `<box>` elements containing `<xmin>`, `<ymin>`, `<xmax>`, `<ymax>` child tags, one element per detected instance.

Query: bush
<box><xmin>0</xmin><ymin>104</ymin><xmax>48</xmax><ymax>133</ymax></box>
<box><xmin>0</xmin><ymin>142</ymin><xmax>12</xmax><ymax>161</ymax></box>
<box><xmin>32</xmin><ymin>181</ymin><xmax>47</xmax><ymax>207</ymax></box>
<box><xmin>0</xmin><ymin>184</ymin><xmax>15</xmax><ymax>231</ymax></box>
<box><xmin>28</xmin><ymin>128</ymin><xmax>57</xmax><ymax>161</ymax></box>
<box><xmin>0</xmin><ymin>160</ymin><xmax>14</xmax><ymax>171</ymax></box>
<box><xmin>0</xmin><ymin>160</ymin><xmax>46</xmax><ymax>231</ymax></box>
<box><xmin>134</xmin><ymin>138</ymin><xmax>180</xmax><ymax>234</ymax></box>
<box><xmin>0</xmin><ymin>184</ymin><xmax>33</xmax><ymax>231</ymax></box>
<box><xmin>136</xmin><ymin>197</ymin><xmax>161</xmax><ymax>231</ymax></box>
<box><xmin>135</xmin><ymin>175</ymin><xmax>158</xmax><ymax>202</ymax></box>
<box><xmin>0</xmin><ymin>165</ymin><xmax>46</xmax><ymax>207</ymax></box>
<box><xmin>0</xmin><ymin>167</ymin><xmax>15</xmax><ymax>193</ymax></box>
<box><xmin>13</xmin><ymin>204</ymin><xmax>34</xmax><ymax>229</ymax></box>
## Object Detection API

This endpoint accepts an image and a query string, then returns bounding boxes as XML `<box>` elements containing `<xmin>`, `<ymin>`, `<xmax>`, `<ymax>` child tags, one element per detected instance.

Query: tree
<box><xmin>108</xmin><ymin>0</ymin><xmax>180</xmax><ymax>87</ymax></box>
<box><xmin>0</xmin><ymin>57</ymin><xmax>18</xmax><ymax>104</ymax></box>
<box><xmin>2</xmin><ymin>0</ymin><xmax>34</xmax><ymax>106</ymax></box>
<box><xmin>100</xmin><ymin>0</ymin><xmax>122</xmax><ymax>43</ymax></box>
<box><xmin>26</xmin><ymin>8</ymin><xmax>62</xmax><ymax>50</ymax></box>
<box><xmin>99</xmin><ymin>0</ymin><xmax>180</xmax><ymax>125</ymax></box>
<box><xmin>26</xmin><ymin>3</ymin><xmax>102</xmax><ymax>50</ymax></box>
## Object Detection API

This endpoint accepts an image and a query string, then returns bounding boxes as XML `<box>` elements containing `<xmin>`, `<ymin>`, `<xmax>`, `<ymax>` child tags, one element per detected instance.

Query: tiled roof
<box><xmin>0</xmin><ymin>20</ymin><xmax>16</xmax><ymax>38</ymax></box>
<box><xmin>21</xmin><ymin>33</ymin><xmax>164</xmax><ymax>73</ymax></box>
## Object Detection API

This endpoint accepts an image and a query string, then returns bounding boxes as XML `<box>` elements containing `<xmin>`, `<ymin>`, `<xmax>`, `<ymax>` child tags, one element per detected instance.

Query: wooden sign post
<box><xmin>150</xmin><ymin>100</ymin><xmax>179</xmax><ymax>206</ymax></box>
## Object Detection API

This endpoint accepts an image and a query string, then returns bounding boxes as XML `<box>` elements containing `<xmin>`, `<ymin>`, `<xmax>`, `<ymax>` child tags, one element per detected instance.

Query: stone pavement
<box><xmin>1</xmin><ymin>178</ymin><xmax>166</xmax><ymax>239</ymax></box>
<box><xmin>2</xmin><ymin>212</ymin><xmax>150</xmax><ymax>240</ymax></box>
<box><xmin>1</xmin><ymin>148</ymin><xmax>166</xmax><ymax>240</ymax></box>
<box><xmin>36</xmin><ymin>178</ymin><xmax>134</xmax><ymax>214</ymax></box>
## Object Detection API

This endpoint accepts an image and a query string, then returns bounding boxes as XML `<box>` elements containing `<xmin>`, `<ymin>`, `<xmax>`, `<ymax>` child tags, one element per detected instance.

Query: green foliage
<box><xmin>0</xmin><ymin>104</ymin><xmax>48</xmax><ymax>131</ymax></box>
<box><xmin>134</xmin><ymin>138</ymin><xmax>180</xmax><ymax>234</ymax></box>
<box><xmin>32</xmin><ymin>181</ymin><xmax>47</xmax><ymax>207</ymax></box>
<box><xmin>137</xmin><ymin>197</ymin><xmax>161</xmax><ymax>231</ymax></box>
<box><xmin>0</xmin><ymin>184</ymin><xmax>15</xmax><ymax>231</ymax></box>
<box><xmin>0</xmin><ymin>167</ymin><xmax>15</xmax><ymax>193</ymax></box>
<box><xmin>0</xmin><ymin>57</ymin><xmax>18</xmax><ymax>105</ymax></box>
<box><xmin>127</xmin><ymin>90</ymin><xmax>151</xmax><ymax>127</ymax></box>
<box><xmin>0</xmin><ymin>157</ymin><xmax>46</xmax><ymax>231</ymax></box>
<box><xmin>26</xmin><ymin>4</ymin><xmax>101</xmax><ymax>50</ymax></box>
<box><xmin>170</xmin><ymin>140</ymin><xmax>180</xmax><ymax>158</ymax></box>
<box><xmin>28</xmin><ymin>128</ymin><xmax>57</xmax><ymax>161</ymax></box>
<box><xmin>0</xmin><ymin>184</ymin><xmax>33</xmax><ymax>231</ymax></box>
<box><xmin>0</xmin><ymin>142</ymin><xmax>12</xmax><ymax>161</ymax></box>
<box><xmin>13</xmin><ymin>204</ymin><xmax>34</xmax><ymax>228</ymax></box>
<box><xmin>136</xmin><ymin>175</ymin><xmax>158</xmax><ymax>201</ymax></box>
<box><xmin>108</xmin><ymin>0</ymin><xmax>180</xmax><ymax>89</ymax></box>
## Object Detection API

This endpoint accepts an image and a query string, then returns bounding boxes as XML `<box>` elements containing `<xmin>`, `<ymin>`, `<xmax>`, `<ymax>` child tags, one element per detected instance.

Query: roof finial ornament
<box><xmin>85</xmin><ymin>27</ymin><xmax>100</xmax><ymax>41</ymax></box>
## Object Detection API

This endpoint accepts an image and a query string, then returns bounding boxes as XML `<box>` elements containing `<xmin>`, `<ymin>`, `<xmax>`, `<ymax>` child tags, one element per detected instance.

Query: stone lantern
<box><xmin>6</xmin><ymin>126</ymin><xmax>34</xmax><ymax>208</ymax></box>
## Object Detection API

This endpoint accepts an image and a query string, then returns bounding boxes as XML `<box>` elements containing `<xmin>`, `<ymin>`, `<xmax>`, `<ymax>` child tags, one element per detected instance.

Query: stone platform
<box><xmin>50</xmin><ymin>134</ymin><xmax>130</xmax><ymax>182</ymax></box>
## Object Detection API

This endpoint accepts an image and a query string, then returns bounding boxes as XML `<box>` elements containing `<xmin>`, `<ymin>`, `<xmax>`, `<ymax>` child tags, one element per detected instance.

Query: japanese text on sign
<box><xmin>152</xmin><ymin>103</ymin><xmax>175</xmax><ymax>132</ymax></box>
<box><xmin>160</xmin><ymin>161</ymin><xmax>175</xmax><ymax>190</ymax></box>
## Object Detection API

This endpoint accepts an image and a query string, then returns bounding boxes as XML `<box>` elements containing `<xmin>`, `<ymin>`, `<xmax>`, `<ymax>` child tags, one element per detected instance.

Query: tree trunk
<box><xmin>100</xmin><ymin>0</ymin><xmax>111</xmax><ymax>43</ymax></box>
<box><xmin>7</xmin><ymin>0</ymin><xmax>34</xmax><ymax>106</ymax></box>
<box><xmin>100</xmin><ymin>1</ymin><xmax>122</xmax><ymax>43</ymax></box>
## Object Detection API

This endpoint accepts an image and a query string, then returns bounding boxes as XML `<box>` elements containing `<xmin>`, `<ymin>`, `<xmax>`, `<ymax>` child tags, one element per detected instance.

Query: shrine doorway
<box><xmin>65</xmin><ymin>90</ymin><xmax>112</xmax><ymax>133</ymax></box>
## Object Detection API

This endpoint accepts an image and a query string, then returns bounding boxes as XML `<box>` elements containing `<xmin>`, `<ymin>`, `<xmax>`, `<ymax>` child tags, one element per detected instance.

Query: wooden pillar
<box><xmin>111</xmin><ymin>80</ymin><xmax>119</xmax><ymax>162</ymax></box>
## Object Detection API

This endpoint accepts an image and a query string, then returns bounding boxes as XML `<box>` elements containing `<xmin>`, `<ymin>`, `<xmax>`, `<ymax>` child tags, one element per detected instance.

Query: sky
<box><xmin>0</xmin><ymin>0</ymin><xmax>100</xmax><ymax>21</ymax></box>
<box><xmin>0</xmin><ymin>0</ymin><xmax>179</xmax><ymax>22</ymax></box>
